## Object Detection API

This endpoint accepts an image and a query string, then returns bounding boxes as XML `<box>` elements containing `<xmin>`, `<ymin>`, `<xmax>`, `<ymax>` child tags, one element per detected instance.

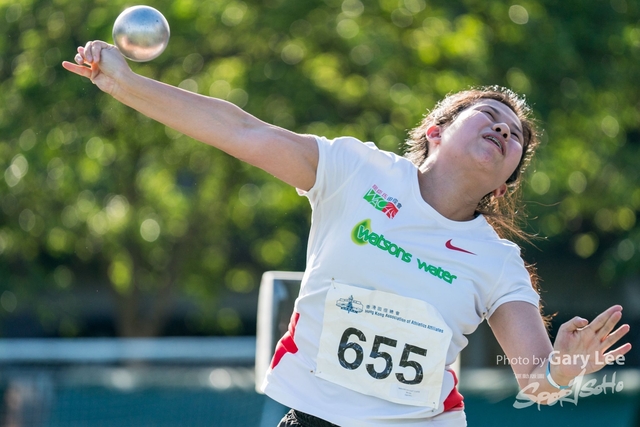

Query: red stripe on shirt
<box><xmin>443</xmin><ymin>369</ymin><xmax>464</xmax><ymax>411</ymax></box>
<box><xmin>270</xmin><ymin>311</ymin><xmax>301</xmax><ymax>370</ymax></box>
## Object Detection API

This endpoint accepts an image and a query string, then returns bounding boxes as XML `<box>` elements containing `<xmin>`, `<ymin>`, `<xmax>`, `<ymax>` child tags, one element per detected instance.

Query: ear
<box><xmin>492</xmin><ymin>183</ymin><xmax>508</xmax><ymax>199</ymax></box>
<box><xmin>425</xmin><ymin>125</ymin><xmax>442</xmax><ymax>146</ymax></box>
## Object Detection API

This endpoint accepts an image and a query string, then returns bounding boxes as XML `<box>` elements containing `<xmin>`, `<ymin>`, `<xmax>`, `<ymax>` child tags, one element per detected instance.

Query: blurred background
<box><xmin>0</xmin><ymin>0</ymin><xmax>639</xmax><ymax>425</ymax></box>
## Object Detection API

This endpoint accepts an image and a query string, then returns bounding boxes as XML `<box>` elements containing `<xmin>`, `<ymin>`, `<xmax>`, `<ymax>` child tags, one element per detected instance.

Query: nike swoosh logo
<box><xmin>445</xmin><ymin>239</ymin><xmax>476</xmax><ymax>255</ymax></box>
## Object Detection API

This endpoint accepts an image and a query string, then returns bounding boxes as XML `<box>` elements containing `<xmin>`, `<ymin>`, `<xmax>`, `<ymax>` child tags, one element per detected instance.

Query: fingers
<box><xmin>63</xmin><ymin>46</ymin><xmax>92</xmax><ymax>77</ymax></box>
<box><xmin>84</xmin><ymin>41</ymin><xmax>94</xmax><ymax>63</ymax></box>
<box><xmin>77</xmin><ymin>40</ymin><xmax>110</xmax><ymax>65</ymax></box>
<box><xmin>589</xmin><ymin>305</ymin><xmax>623</xmax><ymax>332</ymax></box>
<box><xmin>601</xmin><ymin>323</ymin><xmax>631</xmax><ymax>349</ymax></box>
<box><xmin>603</xmin><ymin>342</ymin><xmax>633</xmax><ymax>361</ymax></box>
<box><xmin>64</xmin><ymin>41</ymin><xmax>112</xmax><ymax>81</ymax></box>
<box><xmin>595</xmin><ymin>310</ymin><xmax>624</xmax><ymax>342</ymax></box>
<box><xmin>90</xmin><ymin>41</ymin><xmax>101</xmax><ymax>64</ymax></box>
<box><xmin>560</xmin><ymin>316</ymin><xmax>589</xmax><ymax>333</ymax></box>
<box><xmin>61</xmin><ymin>61</ymin><xmax>92</xmax><ymax>79</ymax></box>
<box><xmin>554</xmin><ymin>306</ymin><xmax>631</xmax><ymax>376</ymax></box>
<box><xmin>73</xmin><ymin>47</ymin><xmax>85</xmax><ymax>65</ymax></box>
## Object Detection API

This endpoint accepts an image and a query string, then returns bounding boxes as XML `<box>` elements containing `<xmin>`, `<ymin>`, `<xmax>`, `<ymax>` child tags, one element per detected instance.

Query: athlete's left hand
<box><xmin>550</xmin><ymin>305</ymin><xmax>631</xmax><ymax>385</ymax></box>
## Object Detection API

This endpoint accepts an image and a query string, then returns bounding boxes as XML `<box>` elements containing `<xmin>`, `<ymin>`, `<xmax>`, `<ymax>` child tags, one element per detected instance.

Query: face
<box><xmin>426</xmin><ymin>99</ymin><xmax>524</xmax><ymax>197</ymax></box>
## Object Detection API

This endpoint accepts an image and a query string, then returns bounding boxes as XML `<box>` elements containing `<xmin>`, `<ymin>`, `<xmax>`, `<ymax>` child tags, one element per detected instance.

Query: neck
<box><xmin>417</xmin><ymin>158</ymin><xmax>485</xmax><ymax>222</ymax></box>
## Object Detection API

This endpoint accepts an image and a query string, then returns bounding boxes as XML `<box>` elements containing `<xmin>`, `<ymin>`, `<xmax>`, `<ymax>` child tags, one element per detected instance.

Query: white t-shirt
<box><xmin>262</xmin><ymin>136</ymin><xmax>540</xmax><ymax>426</ymax></box>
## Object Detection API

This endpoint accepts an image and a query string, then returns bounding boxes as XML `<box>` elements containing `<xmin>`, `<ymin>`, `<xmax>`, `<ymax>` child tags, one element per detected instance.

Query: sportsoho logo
<box><xmin>363</xmin><ymin>185</ymin><xmax>401</xmax><ymax>219</ymax></box>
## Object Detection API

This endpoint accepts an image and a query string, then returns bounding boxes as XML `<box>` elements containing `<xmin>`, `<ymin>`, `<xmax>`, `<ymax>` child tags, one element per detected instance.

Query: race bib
<box><xmin>315</xmin><ymin>282</ymin><xmax>452</xmax><ymax>408</ymax></box>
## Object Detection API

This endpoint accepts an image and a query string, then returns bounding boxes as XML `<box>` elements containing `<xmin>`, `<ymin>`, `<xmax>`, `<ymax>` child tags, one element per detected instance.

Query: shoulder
<box><xmin>474</xmin><ymin>218</ymin><xmax>523</xmax><ymax>252</ymax></box>
<box><xmin>316</xmin><ymin>135</ymin><xmax>378</xmax><ymax>157</ymax></box>
<box><xmin>316</xmin><ymin>135</ymin><xmax>407</xmax><ymax>165</ymax></box>
<box><xmin>466</xmin><ymin>222</ymin><xmax>528</xmax><ymax>274</ymax></box>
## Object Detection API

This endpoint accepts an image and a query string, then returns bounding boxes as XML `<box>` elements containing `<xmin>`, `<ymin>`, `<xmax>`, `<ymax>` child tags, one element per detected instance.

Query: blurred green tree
<box><xmin>0</xmin><ymin>0</ymin><xmax>638</xmax><ymax>337</ymax></box>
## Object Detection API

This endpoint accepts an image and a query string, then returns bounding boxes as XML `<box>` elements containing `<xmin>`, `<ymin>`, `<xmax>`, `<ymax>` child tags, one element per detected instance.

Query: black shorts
<box><xmin>277</xmin><ymin>409</ymin><xmax>340</xmax><ymax>427</ymax></box>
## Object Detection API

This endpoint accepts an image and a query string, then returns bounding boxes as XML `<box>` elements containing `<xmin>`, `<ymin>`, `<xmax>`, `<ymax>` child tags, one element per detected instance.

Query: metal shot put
<box><xmin>112</xmin><ymin>5</ymin><xmax>170</xmax><ymax>62</ymax></box>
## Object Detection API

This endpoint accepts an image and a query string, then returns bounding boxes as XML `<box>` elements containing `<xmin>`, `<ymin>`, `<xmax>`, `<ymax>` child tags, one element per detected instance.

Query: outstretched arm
<box><xmin>489</xmin><ymin>301</ymin><xmax>631</xmax><ymax>404</ymax></box>
<box><xmin>62</xmin><ymin>41</ymin><xmax>318</xmax><ymax>191</ymax></box>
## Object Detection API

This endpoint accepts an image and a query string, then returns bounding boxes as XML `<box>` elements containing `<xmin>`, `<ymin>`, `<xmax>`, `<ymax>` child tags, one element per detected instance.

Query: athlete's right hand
<box><xmin>62</xmin><ymin>41</ymin><xmax>131</xmax><ymax>95</ymax></box>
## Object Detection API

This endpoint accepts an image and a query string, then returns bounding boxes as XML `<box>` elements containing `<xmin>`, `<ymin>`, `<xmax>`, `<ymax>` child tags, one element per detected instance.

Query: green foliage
<box><xmin>0</xmin><ymin>0</ymin><xmax>638</xmax><ymax>336</ymax></box>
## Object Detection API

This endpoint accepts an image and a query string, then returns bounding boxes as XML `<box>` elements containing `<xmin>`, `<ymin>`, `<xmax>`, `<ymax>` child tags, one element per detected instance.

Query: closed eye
<box><xmin>483</xmin><ymin>110</ymin><xmax>522</xmax><ymax>144</ymax></box>
<box><xmin>511</xmin><ymin>132</ymin><xmax>522</xmax><ymax>144</ymax></box>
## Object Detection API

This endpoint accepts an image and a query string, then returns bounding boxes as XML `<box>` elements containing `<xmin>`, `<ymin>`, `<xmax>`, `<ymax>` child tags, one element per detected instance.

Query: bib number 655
<box><xmin>337</xmin><ymin>327</ymin><xmax>427</xmax><ymax>385</ymax></box>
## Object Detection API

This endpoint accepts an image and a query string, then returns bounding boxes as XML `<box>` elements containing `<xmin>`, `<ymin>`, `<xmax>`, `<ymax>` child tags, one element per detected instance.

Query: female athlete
<box><xmin>63</xmin><ymin>41</ymin><xmax>631</xmax><ymax>427</ymax></box>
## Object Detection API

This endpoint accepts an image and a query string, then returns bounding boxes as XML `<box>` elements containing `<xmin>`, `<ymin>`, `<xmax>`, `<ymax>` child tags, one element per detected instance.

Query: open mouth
<box><xmin>484</xmin><ymin>136</ymin><xmax>503</xmax><ymax>154</ymax></box>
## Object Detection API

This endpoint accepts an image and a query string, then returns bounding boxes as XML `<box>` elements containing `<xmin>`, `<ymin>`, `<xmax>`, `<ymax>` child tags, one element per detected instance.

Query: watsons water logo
<box><xmin>351</xmin><ymin>219</ymin><xmax>458</xmax><ymax>284</ymax></box>
<box><xmin>351</xmin><ymin>219</ymin><xmax>412</xmax><ymax>263</ymax></box>
<box><xmin>416</xmin><ymin>259</ymin><xmax>457</xmax><ymax>284</ymax></box>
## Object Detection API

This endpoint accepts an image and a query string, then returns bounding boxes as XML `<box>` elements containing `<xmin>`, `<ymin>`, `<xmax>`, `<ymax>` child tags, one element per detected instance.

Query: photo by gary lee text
<box><xmin>496</xmin><ymin>350</ymin><xmax>626</xmax><ymax>370</ymax></box>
